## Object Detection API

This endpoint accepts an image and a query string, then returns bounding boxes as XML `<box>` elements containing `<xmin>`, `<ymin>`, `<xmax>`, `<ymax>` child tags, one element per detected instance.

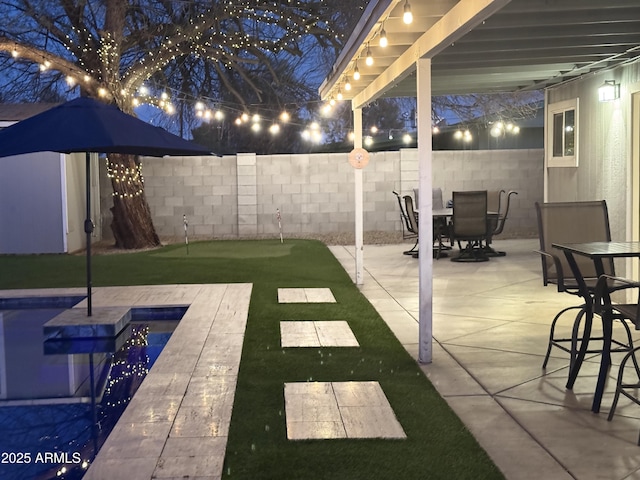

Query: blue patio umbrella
<box><xmin>0</xmin><ymin>97</ymin><xmax>213</xmax><ymax>316</ymax></box>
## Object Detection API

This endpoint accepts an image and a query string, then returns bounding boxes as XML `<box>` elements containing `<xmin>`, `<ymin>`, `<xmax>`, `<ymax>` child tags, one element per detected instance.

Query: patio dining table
<box><xmin>551</xmin><ymin>241</ymin><xmax>640</xmax><ymax>413</ymax></box>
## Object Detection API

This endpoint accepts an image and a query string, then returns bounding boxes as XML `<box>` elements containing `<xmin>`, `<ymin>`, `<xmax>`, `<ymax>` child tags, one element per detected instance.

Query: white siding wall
<box><xmin>0</xmin><ymin>152</ymin><xmax>66</xmax><ymax>254</ymax></box>
<box><xmin>546</xmin><ymin>61</ymin><xmax>640</xmax><ymax>243</ymax></box>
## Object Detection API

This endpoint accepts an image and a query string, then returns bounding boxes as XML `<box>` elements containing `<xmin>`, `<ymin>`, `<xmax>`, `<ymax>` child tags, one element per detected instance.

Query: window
<box><xmin>547</xmin><ymin>98</ymin><xmax>578</xmax><ymax>167</ymax></box>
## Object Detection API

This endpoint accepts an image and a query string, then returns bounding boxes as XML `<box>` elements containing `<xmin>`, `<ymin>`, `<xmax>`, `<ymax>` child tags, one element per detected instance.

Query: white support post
<box><xmin>417</xmin><ymin>58</ymin><xmax>433</xmax><ymax>364</ymax></box>
<box><xmin>353</xmin><ymin>107</ymin><xmax>364</xmax><ymax>285</ymax></box>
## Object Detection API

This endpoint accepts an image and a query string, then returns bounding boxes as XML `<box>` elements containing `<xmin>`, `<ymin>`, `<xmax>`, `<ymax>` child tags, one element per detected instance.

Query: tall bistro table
<box><xmin>551</xmin><ymin>241</ymin><xmax>640</xmax><ymax>412</ymax></box>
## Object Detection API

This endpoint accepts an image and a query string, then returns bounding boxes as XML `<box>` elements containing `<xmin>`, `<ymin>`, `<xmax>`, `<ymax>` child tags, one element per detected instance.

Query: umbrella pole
<box><xmin>85</xmin><ymin>152</ymin><xmax>93</xmax><ymax>316</ymax></box>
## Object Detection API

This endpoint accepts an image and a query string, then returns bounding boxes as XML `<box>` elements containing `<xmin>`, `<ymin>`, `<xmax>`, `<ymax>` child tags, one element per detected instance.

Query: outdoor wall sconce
<box><xmin>598</xmin><ymin>80</ymin><xmax>620</xmax><ymax>102</ymax></box>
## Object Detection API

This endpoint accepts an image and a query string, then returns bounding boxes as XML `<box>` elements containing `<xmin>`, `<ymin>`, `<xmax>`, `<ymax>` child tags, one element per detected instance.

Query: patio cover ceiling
<box><xmin>319</xmin><ymin>0</ymin><xmax>640</xmax><ymax>108</ymax></box>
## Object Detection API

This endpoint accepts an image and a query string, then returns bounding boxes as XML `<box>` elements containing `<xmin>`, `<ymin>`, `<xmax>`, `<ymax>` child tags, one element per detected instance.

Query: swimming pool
<box><xmin>0</xmin><ymin>303</ymin><xmax>185</xmax><ymax>480</ymax></box>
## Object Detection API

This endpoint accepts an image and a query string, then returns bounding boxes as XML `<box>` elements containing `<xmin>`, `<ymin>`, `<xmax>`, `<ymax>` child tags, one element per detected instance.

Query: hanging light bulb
<box><xmin>337</xmin><ymin>89</ymin><xmax>343</xmax><ymax>101</ymax></box>
<box><xmin>379</xmin><ymin>25</ymin><xmax>388</xmax><ymax>48</ymax></box>
<box><xmin>353</xmin><ymin>63</ymin><xmax>360</xmax><ymax>80</ymax></box>
<box><xmin>280</xmin><ymin>110</ymin><xmax>290</xmax><ymax>122</ymax></box>
<box><xmin>344</xmin><ymin>78</ymin><xmax>352</xmax><ymax>91</ymax></box>
<box><xmin>365</xmin><ymin>45</ymin><xmax>373</xmax><ymax>66</ymax></box>
<box><xmin>403</xmin><ymin>0</ymin><xmax>413</xmax><ymax>24</ymax></box>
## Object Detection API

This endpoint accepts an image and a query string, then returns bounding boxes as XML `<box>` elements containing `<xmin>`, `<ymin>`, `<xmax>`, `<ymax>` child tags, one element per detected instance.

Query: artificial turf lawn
<box><xmin>0</xmin><ymin>239</ymin><xmax>505</xmax><ymax>479</ymax></box>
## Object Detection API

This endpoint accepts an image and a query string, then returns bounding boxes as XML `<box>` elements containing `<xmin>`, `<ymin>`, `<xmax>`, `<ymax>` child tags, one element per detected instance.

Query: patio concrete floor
<box><xmin>329</xmin><ymin>238</ymin><xmax>640</xmax><ymax>480</ymax></box>
<box><xmin>2</xmin><ymin>238</ymin><xmax>640</xmax><ymax>479</ymax></box>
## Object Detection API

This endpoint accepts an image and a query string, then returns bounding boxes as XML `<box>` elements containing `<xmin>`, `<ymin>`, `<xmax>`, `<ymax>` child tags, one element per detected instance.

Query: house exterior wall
<box><xmin>100</xmin><ymin>148</ymin><xmax>543</xmax><ymax>242</ymax></box>
<box><xmin>0</xmin><ymin>151</ymin><xmax>93</xmax><ymax>254</ymax></box>
<box><xmin>546</xmin><ymin>60</ymin><xmax>640</xmax><ymax>243</ymax></box>
<box><xmin>64</xmin><ymin>152</ymin><xmax>97</xmax><ymax>254</ymax></box>
<box><xmin>0</xmin><ymin>152</ymin><xmax>66</xmax><ymax>254</ymax></box>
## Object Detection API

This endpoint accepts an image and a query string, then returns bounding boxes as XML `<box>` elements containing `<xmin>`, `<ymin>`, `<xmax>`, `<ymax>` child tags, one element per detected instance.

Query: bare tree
<box><xmin>0</xmin><ymin>0</ymin><xmax>351</xmax><ymax>248</ymax></box>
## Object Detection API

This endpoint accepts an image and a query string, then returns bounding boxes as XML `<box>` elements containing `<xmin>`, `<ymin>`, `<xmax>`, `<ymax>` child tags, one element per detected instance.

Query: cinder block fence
<box><xmin>99</xmin><ymin>148</ymin><xmax>543</xmax><ymax>243</ymax></box>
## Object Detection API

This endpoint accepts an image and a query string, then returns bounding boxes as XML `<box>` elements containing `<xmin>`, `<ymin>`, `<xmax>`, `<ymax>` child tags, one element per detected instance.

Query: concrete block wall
<box><xmin>99</xmin><ymin>148</ymin><xmax>543</xmax><ymax>241</ymax></box>
<box><xmin>429</xmin><ymin>149</ymin><xmax>543</xmax><ymax>237</ymax></box>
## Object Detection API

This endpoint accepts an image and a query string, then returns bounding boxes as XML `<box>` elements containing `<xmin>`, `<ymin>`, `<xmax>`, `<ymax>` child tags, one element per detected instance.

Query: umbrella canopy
<box><xmin>0</xmin><ymin>97</ymin><xmax>213</xmax><ymax>316</ymax></box>
<box><xmin>0</xmin><ymin>96</ymin><xmax>212</xmax><ymax>158</ymax></box>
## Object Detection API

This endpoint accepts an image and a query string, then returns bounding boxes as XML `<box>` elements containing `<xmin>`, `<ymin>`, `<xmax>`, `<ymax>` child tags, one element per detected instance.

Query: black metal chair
<box><xmin>450</xmin><ymin>190</ymin><xmax>489</xmax><ymax>262</ymax></box>
<box><xmin>485</xmin><ymin>190</ymin><xmax>518</xmax><ymax>256</ymax></box>
<box><xmin>403</xmin><ymin>195</ymin><xmax>420</xmax><ymax>258</ymax></box>
<box><xmin>432</xmin><ymin>187</ymin><xmax>453</xmax><ymax>254</ymax></box>
<box><xmin>393</xmin><ymin>190</ymin><xmax>417</xmax><ymax>255</ymax></box>
<box><xmin>594</xmin><ymin>274</ymin><xmax>640</xmax><ymax>444</ymax></box>
<box><xmin>535</xmin><ymin>201</ymin><xmax>634</xmax><ymax>372</ymax></box>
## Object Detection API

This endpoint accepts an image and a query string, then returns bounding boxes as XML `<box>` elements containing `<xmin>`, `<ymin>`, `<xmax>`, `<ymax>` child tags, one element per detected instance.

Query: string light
<box><xmin>353</xmin><ymin>62</ymin><xmax>360</xmax><ymax>80</ymax></box>
<box><xmin>365</xmin><ymin>45</ymin><xmax>373</xmax><ymax>66</ymax></box>
<box><xmin>379</xmin><ymin>25</ymin><xmax>388</xmax><ymax>48</ymax></box>
<box><xmin>106</xmin><ymin>157</ymin><xmax>145</xmax><ymax>198</ymax></box>
<box><xmin>403</xmin><ymin>0</ymin><xmax>413</xmax><ymax>24</ymax></box>
<box><xmin>5</xmin><ymin>1</ymin><xmax>366</xmax><ymax>154</ymax></box>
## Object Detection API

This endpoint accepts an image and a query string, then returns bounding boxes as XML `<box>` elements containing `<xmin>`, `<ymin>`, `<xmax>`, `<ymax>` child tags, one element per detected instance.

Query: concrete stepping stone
<box><xmin>277</xmin><ymin>288</ymin><xmax>336</xmax><ymax>303</ymax></box>
<box><xmin>284</xmin><ymin>381</ymin><xmax>406</xmax><ymax>440</ymax></box>
<box><xmin>280</xmin><ymin>321</ymin><xmax>359</xmax><ymax>347</ymax></box>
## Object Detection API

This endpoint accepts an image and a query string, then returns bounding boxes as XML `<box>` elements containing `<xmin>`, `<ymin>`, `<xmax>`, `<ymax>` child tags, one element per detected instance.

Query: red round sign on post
<box><xmin>348</xmin><ymin>147</ymin><xmax>370</xmax><ymax>169</ymax></box>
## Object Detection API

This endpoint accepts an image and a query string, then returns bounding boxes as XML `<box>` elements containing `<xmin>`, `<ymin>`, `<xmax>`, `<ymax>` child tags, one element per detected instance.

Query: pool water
<box><xmin>0</xmin><ymin>305</ymin><xmax>183</xmax><ymax>480</ymax></box>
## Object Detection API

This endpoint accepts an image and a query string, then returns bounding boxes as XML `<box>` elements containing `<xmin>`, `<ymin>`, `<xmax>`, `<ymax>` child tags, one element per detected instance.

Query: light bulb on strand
<box><xmin>403</xmin><ymin>0</ymin><xmax>413</xmax><ymax>24</ymax></box>
<box><xmin>379</xmin><ymin>26</ymin><xmax>388</xmax><ymax>48</ymax></box>
<box><xmin>365</xmin><ymin>45</ymin><xmax>373</xmax><ymax>66</ymax></box>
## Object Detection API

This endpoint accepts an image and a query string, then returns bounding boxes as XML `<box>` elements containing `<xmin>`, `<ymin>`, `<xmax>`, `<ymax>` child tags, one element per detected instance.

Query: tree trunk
<box><xmin>107</xmin><ymin>153</ymin><xmax>161</xmax><ymax>249</ymax></box>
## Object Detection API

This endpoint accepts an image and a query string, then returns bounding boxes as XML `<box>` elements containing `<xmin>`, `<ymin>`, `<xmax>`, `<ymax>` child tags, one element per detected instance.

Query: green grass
<box><xmin>0</xmin><ymin>240</ymin><xmax>504</xmax><ymax>479</ymax></box>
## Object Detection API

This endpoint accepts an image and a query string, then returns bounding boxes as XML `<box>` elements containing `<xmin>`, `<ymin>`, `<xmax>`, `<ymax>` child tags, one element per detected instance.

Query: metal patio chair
<box><xmin>485</xmin><ymin>190</ymin><xmax>518</xmax><ymax>256</ymax></box>
<box><xmin>450</xmin><ymin>190</ymin><xmax>489</xmax><ymax>262</ymax></box>
<box><xmin>393</xmin><ymin>190</ymin><xmax>418</xmax><ymax>255</ymax></box>
<box><xmin>535</xmin><ymin>201</ymin><xmax>634</xmax><ymax>373</ymax></box>
<box><xmin>593</xmin><ymin>274</ymin><xmax>640</xmax><ymax>444</ymax></box>
<box><xmin>403</xmin><ymin>194</ymin><xmax>420</xmax><ymax>258</ymax></box>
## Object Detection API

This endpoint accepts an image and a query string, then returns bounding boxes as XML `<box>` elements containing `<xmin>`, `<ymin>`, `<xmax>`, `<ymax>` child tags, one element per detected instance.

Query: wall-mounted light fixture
<box><xmin>598</xmin><ymin>80</ymin><xmax>620</xmax><ymax>102</ymax></box>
